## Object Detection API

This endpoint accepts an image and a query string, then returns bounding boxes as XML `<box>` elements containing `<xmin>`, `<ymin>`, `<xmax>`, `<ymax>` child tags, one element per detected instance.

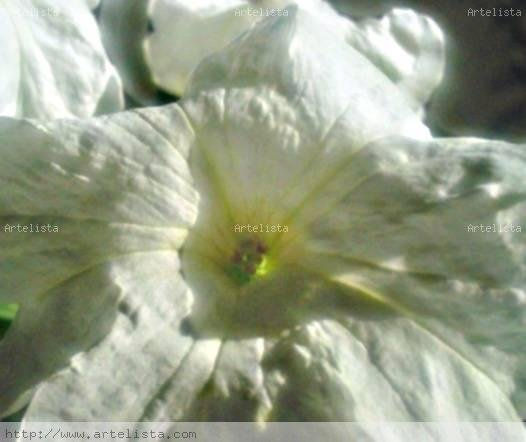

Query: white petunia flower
<box><xmin>0</xmin><ymin>0</ymin><xmax>123</xmax><ymax>119</ymax></box>
<box><xmin>100</xmin><ymin>0</ymin><xmax>444</xmax><ymax>114</ymax></box>
<box><xmin>0</xmin><ymin>7</ymin><xmax>525</xmax><ymax>438</ymax></box>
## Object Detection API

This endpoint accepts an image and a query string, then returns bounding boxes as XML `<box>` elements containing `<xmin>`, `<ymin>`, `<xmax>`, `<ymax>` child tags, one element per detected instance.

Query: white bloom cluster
<box><xmin>0</xmin><ymin>1</ymin><xmax>525</xmax><ymax>440</ymax></box>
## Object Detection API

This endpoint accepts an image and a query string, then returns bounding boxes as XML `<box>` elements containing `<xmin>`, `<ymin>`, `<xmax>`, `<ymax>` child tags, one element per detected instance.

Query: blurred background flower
<box><xmin>94</xmin><ymin>0</ymin><xmax>526</xmax><ymax>140</ymax></box>
<box><xmin>0</xmin><ymin>0</ymin><xmax>123</xmax><ymax>119</ymax></box>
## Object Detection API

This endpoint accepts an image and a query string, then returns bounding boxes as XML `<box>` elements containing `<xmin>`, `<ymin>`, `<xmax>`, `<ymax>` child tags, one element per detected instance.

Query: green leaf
<box><xmin>0</xmin><ymin>304</ymin><xmax>18</xmax><ymax>321</ymax></box>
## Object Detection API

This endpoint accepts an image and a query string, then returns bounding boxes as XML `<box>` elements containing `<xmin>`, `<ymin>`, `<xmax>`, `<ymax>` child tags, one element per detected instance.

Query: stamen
<box><xmin>227</xmin><ymin>236</ymin><xmax>270</xmax><ymax>285</ymax></box>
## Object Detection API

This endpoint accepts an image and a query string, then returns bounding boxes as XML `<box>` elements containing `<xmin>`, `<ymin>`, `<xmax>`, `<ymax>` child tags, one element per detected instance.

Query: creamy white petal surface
<box><xmin>1</xmin><ymin>6</ymin><xmax>525</xmax><ymax>434</ymax></box>
<box><xmin>0</xmin><ymin>0</ymin><xmax>123</xmax><ymax>119</ymax></box>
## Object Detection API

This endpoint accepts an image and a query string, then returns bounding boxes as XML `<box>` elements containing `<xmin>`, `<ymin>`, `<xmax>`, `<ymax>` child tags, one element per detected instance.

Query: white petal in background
<box><xmin>99</xmin><ymin>0</ymin><xmax>159</xmax><ymax>105</ymax></box>
<box><xmin>0</xmin><ymin>0</ymin><xmax>123</xmax><ymax>119</ymax></box>
<box><xmin>139</xmin><ymin>0</ymin><xmax>444</xmax><ymax>111</ymax></box>
<box><xmin>102</xmin><ymin>0</ymin><xmax>350</xmax><ymax>101</ymax></box>
<box><xmin>144</xmin><ymin>0</ymin><xmax>254</xmax><ymax>96</ymax></box>
<box><xmin>345</xmin><ymin>8</ymin><xmax>445</xmax><ymax>115</ymax></box>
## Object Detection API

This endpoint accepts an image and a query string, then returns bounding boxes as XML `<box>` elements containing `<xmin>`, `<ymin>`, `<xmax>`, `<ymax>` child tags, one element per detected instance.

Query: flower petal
<box><xmin>177</xmin><ymin>7</ymin><xmax>431</xmax><ymax>336</ymax></box>
<box><xmin>18</xmin><ymin>252</ymin><xmax>196</xmax><ymax>420</ymax></box>
<box><xmin>299</xmin><ymin>136</ymin><xmax>526</xmax><ymax>415</ymax></box>
<box><xmin>346</xmin><ymin>8</ymin><xmax>445</xmax><ymax>114</ymax></box>
<box><xmin>0</xmin><ymin>0</ymin><xmax>123</xmax><ymax>119</ymax></box>
<box><xmin>0</xmin><ymin>106</ymin><xmax>196</xmax><ymax>225</ymax></box>
<box><xmin>262</xmin><ymin>319</ymin><xmax>523</xmax><ymax>426</ymax></box>
<box><xmin>179</xmin><ymin>5</ymin><xmax>429</xmax><ymax>223</ymax></box>
<box><xmin>0</xmin><ymin>105</ymin><xmax>198</xmax><ymax>415</ymax></box>
<box><xmin>99</xmin><ymin>0</ymin><xmax>159</xmax><ymax>104</ymax></box>
<box><xmin>184</xmin><ymin>6</ymin><xmax>429</xmax><ymax>148</ymax></box>
<box><xmin>24</xmin><ymin>333</ymin><xmax>271</xmax><ymax>421</ymax></box>
<box><xmin>186</xmin><ymin>7</ymin><xmax>411</xmax><ymax>126</ymax></box>
<box><xmin>0</xmin><ymin>257</ymin><xmax>121</xmax><ymax>418</ymax></box>
<box><xmin>302</xmin><ymin>136</ymin><xmax>526</xmax><ymax>305</ymax></box>
<box><xmin>144</xmin><ymin>0</ymin><xmax>254</xmax><ymax>96</ymax></box>
<box><xmin>128</xmin><ymin>339</ymin><xmax>267</xmax><ymax>422</ymax></box>
<box><xmin>182</xmin><ymin>339</ymin><xmax>270</xmax><ymax>421</ymax></box>
<box><xmin>0</xmin><ymin>106</ymin><xmax>197</xmax><ymax>305</ymax></box>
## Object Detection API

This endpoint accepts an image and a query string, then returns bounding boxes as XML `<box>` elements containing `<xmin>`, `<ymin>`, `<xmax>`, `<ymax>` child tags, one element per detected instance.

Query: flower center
<box><xmin>227</xmin><ymin>236</ymin><xmax>271</xmax><ymax>285</ymax></box>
